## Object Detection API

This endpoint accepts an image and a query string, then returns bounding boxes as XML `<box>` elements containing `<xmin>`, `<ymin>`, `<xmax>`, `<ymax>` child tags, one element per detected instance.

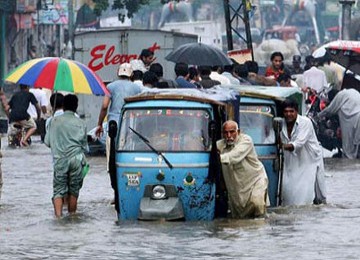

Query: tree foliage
<box><xmin>113</xmin><ymin>0</ymin><xmax>151</xmax><ymax>18</ymax></box>
<box><xmin>92</xmin><ymin>0</ymin><xmax>110</xmax><ymax>16</ymax></box>
<box><xmin>0</xmin><ymin>0</ymin><xmax>15</xmax><ymax>12</ymax></box>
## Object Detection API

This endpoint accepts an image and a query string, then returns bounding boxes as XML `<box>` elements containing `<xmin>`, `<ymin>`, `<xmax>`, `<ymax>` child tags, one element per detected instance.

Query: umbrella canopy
<box><xmin>325</xmin><ymin>41</ymin><xmax>360</xmax><ymax>75</ymax></box>
<box><xmin>5</xmin><ymin>57</ymin><xmax>109</xmax><ymax>95</ymax></box>
<box><xmin>312</xmin><ymin>40</ymin><xmax>360</xmax><ymax>58</ymax></box>
<box><xmin>165</xmin><ymin>42</ymin><xmax>233</xmax><ymax>66</ymax></box>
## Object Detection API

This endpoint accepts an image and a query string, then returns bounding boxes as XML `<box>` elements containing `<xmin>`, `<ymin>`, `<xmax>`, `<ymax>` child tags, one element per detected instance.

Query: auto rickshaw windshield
<box><xmin>239</xmin><ymin>105</ymin><xmax>275</xmax><ymax>145</ymax></box>
<box><xmin>118</xmin><ymin>108</ymin><xmax>211</xmax><ymax>152</ymax></box>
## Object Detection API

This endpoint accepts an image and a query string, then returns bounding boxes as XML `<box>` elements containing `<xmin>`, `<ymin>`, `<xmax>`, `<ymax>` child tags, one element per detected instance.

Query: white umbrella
<box><xmin>312</xmin><ymin>40</ymin><xmax>360</xmax><ymax>58</ymax></box>
<box><xmin>312</xmin><ymin>41</ymin><xmax>338</xmax><ymax>58</ymax></box>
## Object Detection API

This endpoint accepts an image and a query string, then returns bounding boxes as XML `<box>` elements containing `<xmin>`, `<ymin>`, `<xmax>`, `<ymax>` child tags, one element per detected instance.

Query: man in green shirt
<box><xmin>45</xmin><ymin>94</ymin><xmax>88</xmax><ymax>218</ymax></box>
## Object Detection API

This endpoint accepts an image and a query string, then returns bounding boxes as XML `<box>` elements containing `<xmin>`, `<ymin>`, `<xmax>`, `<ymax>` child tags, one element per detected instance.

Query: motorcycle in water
<box><xmin>7</xmin><ymin>122</ymin><xmax>31</xmax><ymax>147</ymax></box>
<box><xmin>306</xmin><ymin>88</ymin><xmax>342</xmax><ymax>157</ymax></box>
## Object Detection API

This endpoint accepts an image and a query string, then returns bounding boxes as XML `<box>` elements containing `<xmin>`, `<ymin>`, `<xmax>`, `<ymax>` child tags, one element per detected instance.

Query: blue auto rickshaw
<box><xmin>108</xmin><ymin>88</ymin><xmax>239</xmax><ymax>221</ymax></box>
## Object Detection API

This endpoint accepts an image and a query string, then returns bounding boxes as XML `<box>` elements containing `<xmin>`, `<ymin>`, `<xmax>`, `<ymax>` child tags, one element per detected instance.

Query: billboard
<box><xmin>32</xmin><ymin>0</ymin><xmax>68</xmax><ymax>25</ymax></box>
<box><xmin>16</xmin><ymin>0</ymin><xmax>37</xmax><ymax>13</ymax></box>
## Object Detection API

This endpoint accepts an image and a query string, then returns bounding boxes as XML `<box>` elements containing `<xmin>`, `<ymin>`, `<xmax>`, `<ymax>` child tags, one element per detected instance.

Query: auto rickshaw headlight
<box><xmin>152</xmin><ymin>185</ymin><xmax>166</xmax><ymax>200</ymax></box>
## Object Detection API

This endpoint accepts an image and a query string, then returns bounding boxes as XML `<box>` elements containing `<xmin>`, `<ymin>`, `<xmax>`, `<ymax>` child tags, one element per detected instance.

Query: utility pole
<box><xmin>68</xmin><ymin>0</ymin><xmax>74</xmax><ymax>59</ymax></box>
<box><xmin>0</xmin><ymin>9</ymin><xmax>6</xmax><ymax>85</ymax></box>
<box><xmin>339</xmin><ymin>0</ymin><xmax>355</xmax><ymax>40</ymax></box>
<box><xmin>223</xmin><ymin>0</ymin><xmax>254</xmax><ymax>61</ymax></box>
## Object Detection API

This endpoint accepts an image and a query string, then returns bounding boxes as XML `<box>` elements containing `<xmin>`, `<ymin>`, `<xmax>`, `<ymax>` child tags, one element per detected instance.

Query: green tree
<box><xmin>91</xmin><ymin>0</ymin><xmax>150</xmax><ymax>18</ymax></box>
<box><xmin>113</xmin><ymin>0</ymin><xmax>150</xmax><ymax>19</ymax></box>
<box><xmin>92</xmin><ymin>0</ymin><xmax>110</xmax><ymax>16</ymax></box>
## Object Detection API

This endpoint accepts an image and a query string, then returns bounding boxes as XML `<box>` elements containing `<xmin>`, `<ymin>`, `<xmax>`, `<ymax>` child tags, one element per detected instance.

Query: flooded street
<box><xmin>1</xmin><ymin>137</ymin><xmax>360</xmax><ymax>259</ymax></box>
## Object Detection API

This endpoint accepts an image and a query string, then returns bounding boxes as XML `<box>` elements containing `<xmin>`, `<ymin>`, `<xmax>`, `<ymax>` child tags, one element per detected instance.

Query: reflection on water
<box><xmin>1</xmin><ymin>137</ymin><xmax>360</xmax><ymax>259</ymax></box>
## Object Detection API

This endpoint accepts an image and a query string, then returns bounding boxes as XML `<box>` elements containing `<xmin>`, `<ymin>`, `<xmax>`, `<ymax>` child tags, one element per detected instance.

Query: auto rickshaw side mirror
<box><xmin>108</xmin><ymin>120</ymin><xmax>118</xmax><ymax>139</ymax></box>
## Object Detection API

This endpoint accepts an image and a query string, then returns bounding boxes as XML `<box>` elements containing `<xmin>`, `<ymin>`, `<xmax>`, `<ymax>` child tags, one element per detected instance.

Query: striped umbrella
<box><xmin>5</xmin><ymin>57</ymin><xmax>109</xmax><ymax>96</ymax></box>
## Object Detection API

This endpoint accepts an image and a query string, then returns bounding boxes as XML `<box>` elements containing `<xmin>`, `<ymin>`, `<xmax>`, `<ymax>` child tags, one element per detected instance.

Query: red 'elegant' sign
<box><xmin>88</xmin><ymin>43</ymin><xmax>161</xmax><ymax>72</ymax></box>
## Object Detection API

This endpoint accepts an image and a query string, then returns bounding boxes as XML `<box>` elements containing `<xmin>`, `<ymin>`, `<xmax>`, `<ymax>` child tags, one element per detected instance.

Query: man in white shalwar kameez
<box><xmin>318</xmin><ymin>88</ymin><xmax>360</xmax><ymax>159</ymax></box>
<box><xmin>217</xmin><ymin>120</ymin><xmax>269</xmax><ymax>218</ymax></box>
<box><xmin>280</xmin><ymin>99</ymin><xmax>327</xmax><ymax>206</ymax></box>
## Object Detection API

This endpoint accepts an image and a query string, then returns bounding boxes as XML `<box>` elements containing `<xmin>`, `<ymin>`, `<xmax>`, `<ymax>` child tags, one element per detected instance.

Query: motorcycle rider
<box><xmin>7</xmin><ymin>84</ymin><xmax>41</xmax><ymax>147</ymax></box>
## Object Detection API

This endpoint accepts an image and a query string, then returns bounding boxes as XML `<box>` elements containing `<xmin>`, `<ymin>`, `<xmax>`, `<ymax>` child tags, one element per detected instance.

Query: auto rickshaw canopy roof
<box><xmin>125</xmin><ymin>87</ymin><xmax>239</xmax><ymax>107</ymax></box>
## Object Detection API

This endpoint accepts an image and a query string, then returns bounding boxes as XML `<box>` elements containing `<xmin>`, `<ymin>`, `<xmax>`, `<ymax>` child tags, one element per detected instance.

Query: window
<box><xmin>240</xmin><ymin>105</ymin><xmax>275</xmax><ymax>144</ymax></box>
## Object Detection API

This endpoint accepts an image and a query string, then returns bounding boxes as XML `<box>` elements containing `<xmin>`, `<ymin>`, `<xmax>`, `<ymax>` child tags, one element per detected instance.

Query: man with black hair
<box><xmin>27</xmin><ymin>88</ymin><xmax>48</xmax><ymax>142</ymax></box>
<box><xmin>174</xmin><ymin>63</ymin><xmax>196</xmax><ymax>88</ymax></box>
<box><xmin>143</xmin><ymin>71</ymin><xmax>159</xmax><ymax>88</ymax></box>
<box><xmin>222</xmin><ymin>64</ymin><xmax>241</xmax><ymax>85</ymax></box>
<box><xmin>244</xmin><ymin>60</ymin><xmax>277</xmax><ymax>86</ymax></box>
<box><xmin>210</xmin><ymin>65</ymin><xmax>230</xmax><ymax>85</ymax></box>
<box><xmin>316</xmin><ymin>53</ymin><xmax>340</xmax><ymax>90</ymax></box>
<box><xmin>149</xmin><ymin>63</ymin><xmax>178</xmax><ymax>88</ymax></box>
<box><xmin>139</xmin><ymin>49</ymin><xmax>155</xmax><ymax>70</ymax></box>
<box><xmin>233</xmin><ymin>63</ymin><xmax>251</xmax><ymax>85</ymax></box>
<box><xmin>289</xmin><ymin>55</ymin><xmax>304</xmax><ymax>75</ymax></box>
<box><xmin>45</xmin><ymin>92</ymin><xmax>64</xmax><ymax>131</ymax></box>
<box><xmin>198</xmin><ymin>66</ymin><xmax>221</xmax><ymax>89</ymax></box>
<box><xmin>45</xmin><ymin>94</ymin><xmax>88</xmax><ymax>218</ymax></box>
<box><xmin>131</xmin><ymin>70</ymin><xmax>145</xmax><ymax>87</ymax></box>
<box><xmin>277</xmin><ymin>73</ymin><xmax>293</xmax><ymax>87</ymax></box>
<box><xmin>280</xmin><ymin>99</ymin><xmax>326</xmax><ymax>206</ymax></box>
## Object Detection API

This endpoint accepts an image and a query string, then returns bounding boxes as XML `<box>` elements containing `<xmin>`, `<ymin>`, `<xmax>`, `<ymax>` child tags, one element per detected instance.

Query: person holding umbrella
<box><xmin>44</xmin><ymin>94</ymin><xmax>88</xmax><ymax>218</ymax></box>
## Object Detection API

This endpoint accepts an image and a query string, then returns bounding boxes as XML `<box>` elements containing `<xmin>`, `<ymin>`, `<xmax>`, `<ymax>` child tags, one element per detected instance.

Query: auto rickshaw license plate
<box><xmin>125</xmin><ymin>173</ymin><xmax>140</xmax><ymax>186</ymax></box>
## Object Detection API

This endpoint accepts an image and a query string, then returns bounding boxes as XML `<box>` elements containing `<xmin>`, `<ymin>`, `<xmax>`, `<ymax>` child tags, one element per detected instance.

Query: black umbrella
<box><xmin>326</xmin><ymin>41</ymin><xmax>360</xmax><ymax>75</ymax></box>
<box><xmin>165</xmin><ymin>42</ymin><xmax>233</xmax><ymax>66</ymax></box>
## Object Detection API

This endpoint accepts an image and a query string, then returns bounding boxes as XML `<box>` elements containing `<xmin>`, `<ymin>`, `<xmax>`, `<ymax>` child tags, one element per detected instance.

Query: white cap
<box><xmin>118</xmin><ymin>63</ymin><xmax>133</xmax><ymax>77</ymax></box>
<box><xmin>130</xmin><ymin>59</ymin><xmax>147</xmax><ymax>73</ymax></box>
